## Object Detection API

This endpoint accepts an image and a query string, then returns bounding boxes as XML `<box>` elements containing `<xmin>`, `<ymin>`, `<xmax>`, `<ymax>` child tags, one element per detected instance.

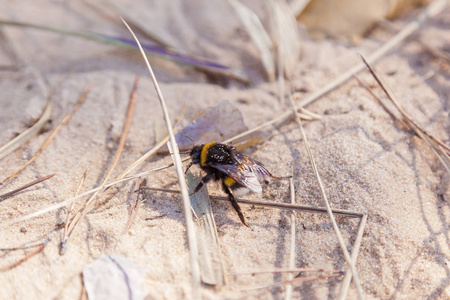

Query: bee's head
<box><xmin>190</xmin><ymin>145</ymin><xmax>203</xmax><ymax>164</ymax></box>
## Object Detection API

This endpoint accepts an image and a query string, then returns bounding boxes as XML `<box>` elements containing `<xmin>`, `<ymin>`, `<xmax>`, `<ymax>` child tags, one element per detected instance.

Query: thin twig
<box><xmin>121</xmin><ymin>18</ymin><xmax>200</xmax><ymax>300</ymax></box>
<box><xmin>0</xmin><ymin>174</ymin><xmax>55</xmax><ymax>202</ymax></box>
<box><xmin>287</xmin><ymin>92</ymin><xmax>364</xmax><ymax>299</ymax></box>
<box><xmin>338</xmin><ymin>214</ymin><xmax>368</xmax><ymax>300</ymax></box>
<box><xmin>143</xmin><ymin>187</ymin><xmax>364</xmax><ymax>218</ymax></box>
<box><xmin>1</xmin><ymin>85</ymin><xmax>90</xmax><ymax>184</ymax></box>
<box><xmin>285</xmin><ymin>178</ymin><xmax>296</xmax><ymax>300</ymax></box>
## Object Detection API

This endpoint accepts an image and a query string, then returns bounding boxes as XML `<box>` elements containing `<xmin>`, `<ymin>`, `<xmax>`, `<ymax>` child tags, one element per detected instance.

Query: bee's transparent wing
<box><xmin>233</xmin><ymin>153</ymin><xmax>271</xmax><ymax>182</ymax></box>
<box><xmin>209</xmin><ymin>163</ymin><xmax>263</xmax><ymax>193</ymax></box>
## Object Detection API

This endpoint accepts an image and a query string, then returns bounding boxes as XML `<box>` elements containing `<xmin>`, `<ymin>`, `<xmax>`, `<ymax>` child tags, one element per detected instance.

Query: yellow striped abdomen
<box><xmin>200</xmin><ymin>142</ymin><xmax>216</xmax><ymax>167</ymax></box>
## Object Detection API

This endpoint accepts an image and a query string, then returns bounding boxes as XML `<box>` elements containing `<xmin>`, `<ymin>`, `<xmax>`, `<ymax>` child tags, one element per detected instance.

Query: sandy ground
<box><xmin>0</xmin><ymin>1</ymin><xmax>449</xmax><ymax>299</ymax></box>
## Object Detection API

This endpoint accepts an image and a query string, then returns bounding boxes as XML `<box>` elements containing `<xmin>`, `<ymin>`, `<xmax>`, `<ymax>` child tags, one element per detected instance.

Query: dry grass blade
<box><xmin>1</xmin><ymin>85</ymin><xmax>91</xmax><ymax>184</ymax></box>
<box><xmin>121</xmin><ymin>18</ymin><xmax>200</xmax><ymax>299</ymax></box>
<box><xmin>60</xmin><ymin>169</ymin><xmax>89</xmax><ymax>255</ymax></box>
<box><xmin>0</xmin><ymin>165</ymin><xmax>170</xmax><ymax>228</ymax></box>
<box><xmin>187</xmin><ymin>171</ymin><xmax>226</xmax><ymax>286</ymax></box>
<box><xmin>358</xmin><ymin>54</ymin><xmax>450</xmax><ymax>171</ymax></box>
<box><xmin>0</xmin><ymin>238</ymin><xmax>50</xmax><ymax>272</ymax></box>
<box><xmin>0</xmin><ymin>101</ymin><xmax>52</xmax><ymax>162</ymax></box>
<box><xmin>285</xmin><ymin>178</ymin><xmax>296</xmax><ymax>300</ymax></box>
<box><xmin>338</xmin><ymin>214</ymin><xmax>368</xmax><ymax>300</ymax></box>
<box><xmin>143</xmin><ymin>187</ymin><xmax>364</xmax><ymax>218</ymax></box>
<box><xmin>228</xmin><ymin>0</ymin><xmax>275</xmax><ymax>81</ymax></box>
<box><xmin>65</xmin><ymin>77</ymin><xmax>138</xmax><ymax>242</ymax></box>
<box><xmin>0</xmin><ymin>174</ymin><xmax>54</xmax><ymax>202</ymax></box>
<box><xmin>287</xmin><ymin>93</ymin><xmax>364</xmax><ymax>299</ymax></box>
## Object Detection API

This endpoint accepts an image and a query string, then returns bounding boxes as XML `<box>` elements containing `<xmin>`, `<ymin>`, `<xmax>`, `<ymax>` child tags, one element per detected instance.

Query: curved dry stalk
<box><xmin>1</xmin><ymin>85</ymin><xmax>91</xmax><ymax>184</ymax></box>
<box><xmin>121</xmin><ymin>18</ymin><xmax>200</xmax><ymax>299</ymax></box>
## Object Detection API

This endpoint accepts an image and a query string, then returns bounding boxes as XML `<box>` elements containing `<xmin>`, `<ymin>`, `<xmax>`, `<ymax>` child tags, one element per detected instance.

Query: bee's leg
<box><xmin>222</xmin><ymin>183</ymin><xmax>248</xmax><ymax>227</ymax></box>
<box><xmin>185</xmin><ymin>162</ymin><xmax>193</xmax><ymax>174</ymax></box>
<box><xmin>190</xmin><ymin>173</ymin><xmax>214</xmax><ymax>196</ymax></box>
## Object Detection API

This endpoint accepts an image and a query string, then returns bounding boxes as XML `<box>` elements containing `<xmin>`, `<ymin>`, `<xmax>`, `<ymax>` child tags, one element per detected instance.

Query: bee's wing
<box><xmin>209</xmin><ymin>163</ymin><xmax>263</xmax><ymax>193</ymax></box>
<box><xmin>233</xmin><ymin>153</ymin><xmax>271</xmax><ymax>181</ymax></box>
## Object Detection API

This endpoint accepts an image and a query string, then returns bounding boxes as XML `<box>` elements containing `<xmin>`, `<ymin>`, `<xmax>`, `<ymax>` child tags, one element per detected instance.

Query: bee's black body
<box><xmin>188</xmin><ymin>142</ymin><xmax>272</xmax><ymax>226</ymax></box>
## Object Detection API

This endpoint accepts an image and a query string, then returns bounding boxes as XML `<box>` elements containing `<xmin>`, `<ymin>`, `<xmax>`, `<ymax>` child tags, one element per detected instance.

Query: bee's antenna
<box><xmin>183</xmin><ymin>132</ymin><xmax>196</xmax><ymax>148</ymax></box>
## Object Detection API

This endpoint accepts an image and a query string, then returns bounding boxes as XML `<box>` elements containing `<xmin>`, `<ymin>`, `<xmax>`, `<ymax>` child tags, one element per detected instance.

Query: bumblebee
<box><xmin>186</xmin><ymin>142</ymin><xmax>273</xmax><ymax>226</ymax></box>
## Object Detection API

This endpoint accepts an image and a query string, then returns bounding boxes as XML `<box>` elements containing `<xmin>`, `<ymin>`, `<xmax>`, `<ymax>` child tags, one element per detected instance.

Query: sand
<box><xmin>0</xmin><ymin>1</ymin><xmax>449</xmax><ymax>299</ymax></box>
